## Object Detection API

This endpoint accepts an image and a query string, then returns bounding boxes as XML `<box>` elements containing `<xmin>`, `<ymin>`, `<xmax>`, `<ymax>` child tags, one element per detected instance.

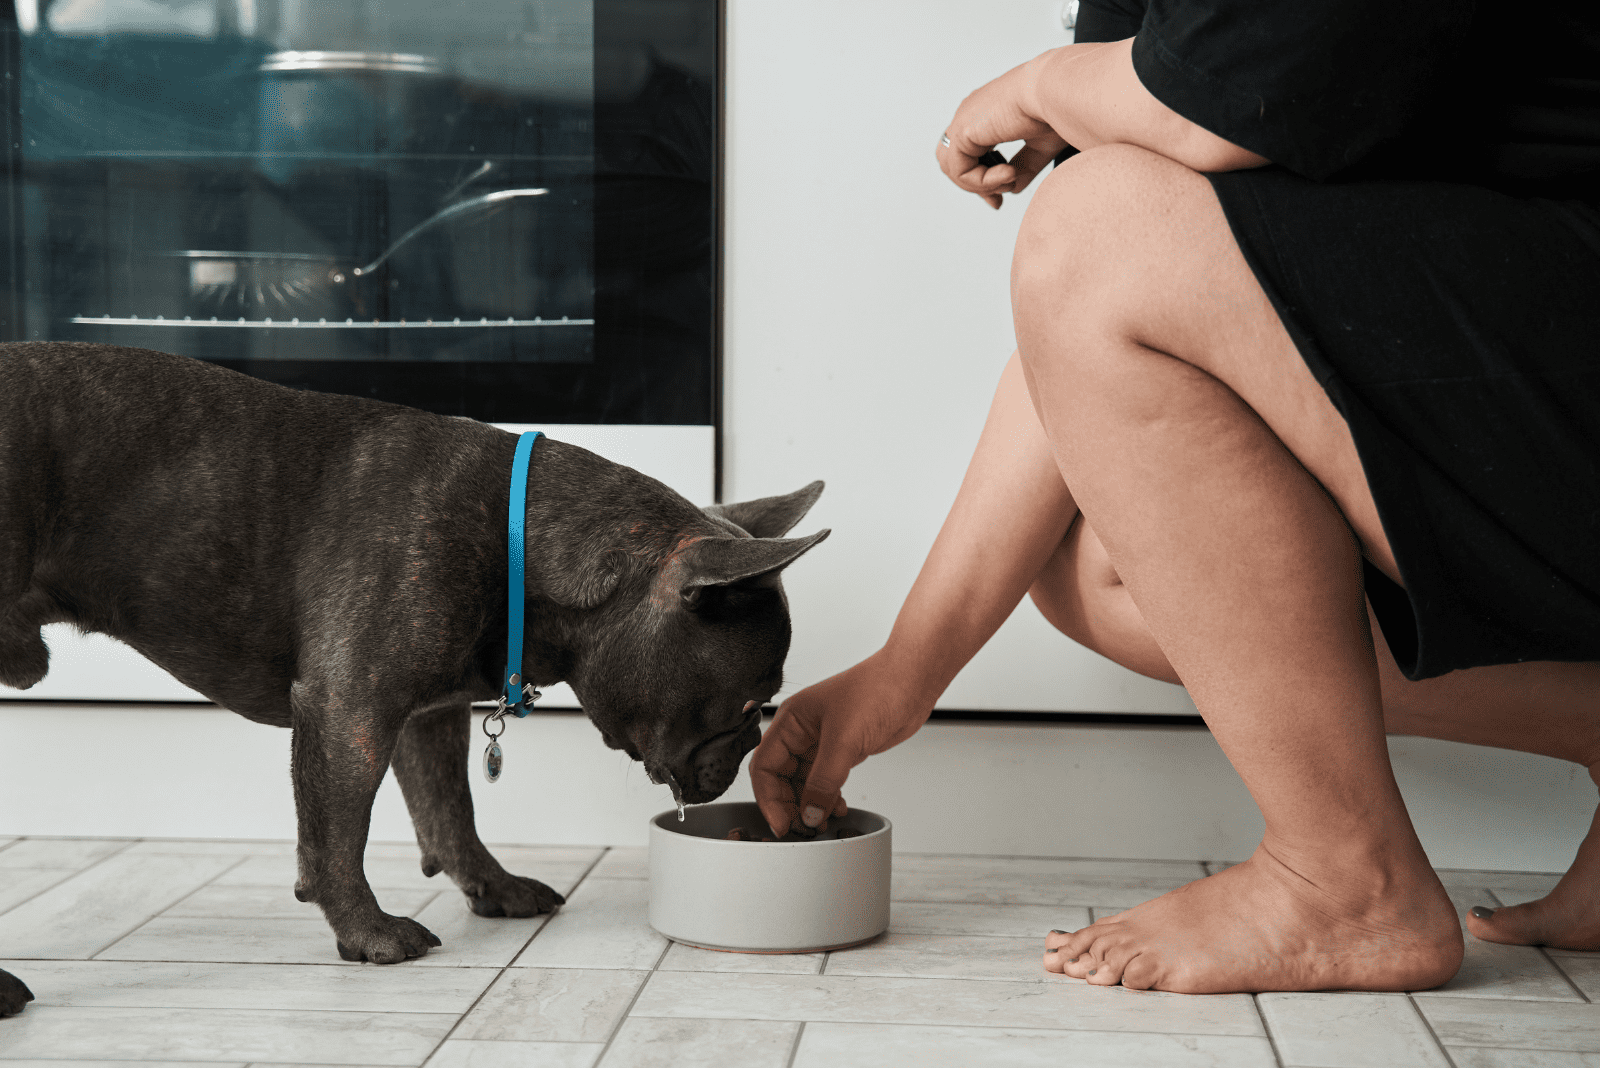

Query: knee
<box><xmin>1011</xmin><ymin>145</ymin><xmax>1212</xmax><ymax>362</ymax></box>
<box><xmin>1013</xmin><ymin>145</ymin><xmax>1192</xmax><ymax>293</ymax></box>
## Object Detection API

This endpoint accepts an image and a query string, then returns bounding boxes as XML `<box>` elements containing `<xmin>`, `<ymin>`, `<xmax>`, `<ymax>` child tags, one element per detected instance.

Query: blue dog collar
<box><xmin>501</xmin><ymin>430</ymin><xmax>543</xmax><ymax>717</ymax></box>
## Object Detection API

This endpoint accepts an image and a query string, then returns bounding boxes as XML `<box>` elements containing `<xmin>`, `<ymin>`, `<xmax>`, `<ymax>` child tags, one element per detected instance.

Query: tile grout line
<box><xmin>410</xmin><ymin>889</ymin><xmax>446</xmax><ymax>920</ymax></box>
<box><xmin>784</xmin><ymin>1020</ymin><xmax>807</xmax><ymax>1068</ymax></box>
<box><xmin>590</xmin><ymin>938</ymin><xmax>673</xmax><ymax>1067</ymax></box>
<box><xmin>0</xmin><ymin>836</ymin><xmax>141</xmax><ymax>930</ymax></box>
<box><xmin>1251</xmin><ymin>994</ymin><xmax>1288</xmax><ymax>1068</ymax></box>
<box><xmin>84</xmin><ymin>852</ymin><xmax>256</xmax><ymax>961</ymax></box>
<box><xmin>502</xmin><ymin>846</ymin><xmax>611</xmax><ymax>970</ymax></box>
<box><xmin>0</xmin><ymin>867</ymin><xmax>89</xmax><ymax>920</ymax></box>
<box><xmin>1406</xmin><ymin>992</ymin><xmax>1459</xmax><ymax>1068</ymax></box>
<box><xmin>1484</xmin><ymin>887</ymin><xmax>1592</xmax><ymax>1004</ymax></box>
<box><xmin>413</xmin><ymin>845</ymin><xmax>615</xmax><ymax>1065</ymax></box>
<box><xmin>1539</xmin><ymin>947</ymin><xmax>1592</xmax><ymax>1004</ymax></box>
<box><xmin>412</xmin><ymin>967</ymin><xmax>508</xmax><ymax>1068</ymax></box>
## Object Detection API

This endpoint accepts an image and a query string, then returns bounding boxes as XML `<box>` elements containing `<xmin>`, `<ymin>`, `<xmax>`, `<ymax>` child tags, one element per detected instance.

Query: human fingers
<box><xmin>937</xmin><ymin>136</ymin><xmax>1012</xmax><ymax>207</ymax></box>
<box><xmin>750</xmin><ymin>708</ymin><xmax>811</xmax><ymax>837</ymax></box>
<box><xmin>936</xmin><ymin>64</ymin><xmax>1058</xmax><ymax>200</ymax></box>
<box><xmin>793</xmin><ymin>714</ymin><xmax>863</xmax><ymax>832</ymax></box>
<box><xmin>1001</xmin><ymin>138</ymin><xmax>1069</xmax><ymax>194</ymax></box>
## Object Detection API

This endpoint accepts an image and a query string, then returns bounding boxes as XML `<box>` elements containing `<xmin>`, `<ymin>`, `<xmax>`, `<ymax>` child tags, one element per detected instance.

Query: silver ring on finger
<box><xmin>940</xmin><ymin>133</ymin><xmax>951</xmax><ymax>148</ymax></box>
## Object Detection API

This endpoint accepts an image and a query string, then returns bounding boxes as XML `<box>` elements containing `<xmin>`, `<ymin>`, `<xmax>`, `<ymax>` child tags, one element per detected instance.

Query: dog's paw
<box><xmin>467</xmin><ymin>873</ymin><xmax>566</xmax><ymax>918</ymax></box>
<box><xmin>0</xmin><ymin>968</ymin><xmax>35</xmax><ymax>1016</ymax></box>
<box><xmin>333</xmin><ymin>914</ymin><xmax>441</xmax><ymax>964</ymax></box>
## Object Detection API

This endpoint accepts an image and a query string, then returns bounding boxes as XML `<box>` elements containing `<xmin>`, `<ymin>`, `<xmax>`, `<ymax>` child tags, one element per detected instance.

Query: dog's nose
<box><xmin>684</xmin><ymin>717</ymin><xmax>763</xmax><ymax>803</ymax></box>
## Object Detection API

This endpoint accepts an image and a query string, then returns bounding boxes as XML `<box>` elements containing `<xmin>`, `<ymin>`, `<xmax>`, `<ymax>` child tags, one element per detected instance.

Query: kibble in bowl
<box><xmin>648</xmin><ymin>800</ymin><xmax>891</xmax><ymax>953</ymax></box>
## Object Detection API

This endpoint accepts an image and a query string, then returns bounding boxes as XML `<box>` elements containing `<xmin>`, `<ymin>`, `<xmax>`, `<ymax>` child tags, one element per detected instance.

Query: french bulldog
<box><xmin>0</xmin><ymin>341</ymin><xmax>827</xmax><ymax>1016</ymax></box>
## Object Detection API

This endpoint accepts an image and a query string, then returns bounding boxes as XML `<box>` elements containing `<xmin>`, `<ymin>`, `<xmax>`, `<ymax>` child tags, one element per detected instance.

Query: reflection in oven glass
<box><xmin>20</xmin><ymin>0</ymin><xmax>597</xmax><ymax>364</ymax></box>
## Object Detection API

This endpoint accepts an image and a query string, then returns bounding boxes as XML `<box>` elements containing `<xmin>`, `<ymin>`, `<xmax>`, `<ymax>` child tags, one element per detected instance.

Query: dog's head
<box><xmin>523</xmin><ymin>446</ymin><xmax>826</xmax><ymax>804</ymax></box>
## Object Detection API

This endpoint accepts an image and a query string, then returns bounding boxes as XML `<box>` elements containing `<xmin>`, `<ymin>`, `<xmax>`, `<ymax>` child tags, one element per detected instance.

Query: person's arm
<box><xmin>939</xmin><ymin>38</ymin><xmax>1269</xmax><ymax>209</ymax></box>
<box><xmin>751</xmin><ymin>352</ymin><xmax>1079</xmax><ymax>835</ymax></box>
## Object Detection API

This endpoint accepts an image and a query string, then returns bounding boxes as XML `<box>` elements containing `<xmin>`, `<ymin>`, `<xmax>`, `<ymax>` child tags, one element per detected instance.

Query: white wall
<box><xmin>721</xmin><ymin>0</ymin><xmax>1195</xmax><ymax>714</ymax></box>
<box><xmin>1</xmin><ymin>703</ymin><xmax>1591</xmax><ymax>873</ymax></box>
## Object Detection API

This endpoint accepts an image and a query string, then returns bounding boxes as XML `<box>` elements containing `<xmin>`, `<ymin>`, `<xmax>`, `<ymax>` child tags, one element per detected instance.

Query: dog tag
<box><xmin>483</xmin><ymin>741</ymin><xmax>504</xmax><ymax>783</ymax></box>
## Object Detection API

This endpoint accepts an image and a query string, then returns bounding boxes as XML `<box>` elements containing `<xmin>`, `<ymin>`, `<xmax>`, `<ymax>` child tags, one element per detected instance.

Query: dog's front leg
<box><xmin>390</xmin><ymin>703</ymin><xmax>565</xmax><ymax>917</ymax></box>
<box><xmin>289</xmin><ymin>693</ymin><xmax>441</xmax><ymax>963</ymax></box>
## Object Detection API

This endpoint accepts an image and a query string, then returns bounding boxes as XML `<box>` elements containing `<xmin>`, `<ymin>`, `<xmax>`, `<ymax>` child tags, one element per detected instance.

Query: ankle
<box><xmin>1257</xmin><ymin>835</ymin><xmax>1442</xmax><ymax>902</ymax></box>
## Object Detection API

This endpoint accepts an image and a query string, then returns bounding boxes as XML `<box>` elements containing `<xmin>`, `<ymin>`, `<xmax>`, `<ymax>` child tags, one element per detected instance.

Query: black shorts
<box><xmin>1208</xmin><ymin>167</ymin><xmax>1600</xmax><ymax>680</ymax></box>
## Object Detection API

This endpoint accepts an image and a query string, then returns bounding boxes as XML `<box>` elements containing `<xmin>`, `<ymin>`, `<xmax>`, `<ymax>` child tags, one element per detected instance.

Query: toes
<box><xmin>0</xmin><ymin>970</ymin><xmax>34</xmax><ymax>1017</ymax></box>
<box><xmin>470</xmin><ymin>876</ymin><xmax>565</xmax><ymax>918</ymax></box>
<box><xmin>1061</xmin><ymin>950</ymin><xmax>1099</xmax><ymax>980</ymax></box>
<box><xmin>334</xmin><ymin>917</ymin><xmax>441</xmax><ymax>963</ymax></box>
<box><xmin>1466</xmin><ymin>902</ymin><xmax>1554</xmax><ymax>948</ymax></box>
<box><xmin>1119</xmin><ymin>951</ymin><xmax>1157</xmax><ymax>990</ymax></box>
<box><xmin>1042</xmin><ymin>923</ymin><xmax>1146</xmax><ymax>986</ymax></box>
<box><xmin>470</xmin><ymin>895</ymin><xmax>507</xmax><ymax>918</ymax></box>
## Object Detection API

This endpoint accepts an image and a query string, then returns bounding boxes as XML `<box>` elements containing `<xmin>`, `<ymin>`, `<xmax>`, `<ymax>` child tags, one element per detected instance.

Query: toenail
<box><xmin>1050</xmin><ymin>929</ymin><xmax>1067</xmax><ymax>934</ymax></box>
<box><xmin>1470</xmin><ymin>905</ymin><xmax>1496</xmax><ymax>919</ymax></box>
<box><xmin>1088</xmin><ymin>969</ymin><xmax>1097</xmax><ymax>975</ymax></box>
<box><xmin>1069</xmin><ymin>957</ymin><xmax>1078</xmax><ymax>963</ymax></box>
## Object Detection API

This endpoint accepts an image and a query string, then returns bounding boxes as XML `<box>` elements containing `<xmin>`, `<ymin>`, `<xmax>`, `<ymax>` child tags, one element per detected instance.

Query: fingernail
<box><xmin>1050</xmin><ymin>929</ymin><xmax>1067</xmax><ymax>935</ymax></box>
<box><xmin>802</xmin><ymin>805</ymin><xmax>824</xmax><ymax>827</ymax></box>
<box><xmin>1471</xmin><ymin>905</ymin><xmax>1496</xmax><ymax>919</ymax></box>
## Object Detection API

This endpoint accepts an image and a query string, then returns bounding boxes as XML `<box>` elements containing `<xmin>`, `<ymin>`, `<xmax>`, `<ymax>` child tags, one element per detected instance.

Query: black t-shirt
<box><xmin>1073</xmin><ymin>0</ymin><xmax>1600</xmax><ymax>198</ymax></box>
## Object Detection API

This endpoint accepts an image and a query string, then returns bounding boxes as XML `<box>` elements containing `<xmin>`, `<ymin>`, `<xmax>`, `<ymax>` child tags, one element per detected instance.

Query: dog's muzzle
<box><xmin>679</xmin><ymin>716</ymin><xmax>763</xmax><ymax>804</ymax></box>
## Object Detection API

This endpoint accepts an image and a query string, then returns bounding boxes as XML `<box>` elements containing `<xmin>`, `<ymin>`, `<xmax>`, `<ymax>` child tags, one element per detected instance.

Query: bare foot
<box><xmin>1468</xmin><ymin>778</ymin><xmax>1600</xmax><ymax>950</ymax></box>
<box><xmin>1043</xmin><ymin>844</ymin><xmax>1463</xmax><ymax>993</ymax></box>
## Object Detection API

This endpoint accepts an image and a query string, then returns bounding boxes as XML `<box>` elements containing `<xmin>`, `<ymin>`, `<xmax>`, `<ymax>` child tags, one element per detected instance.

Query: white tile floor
<box><xmin>0</xmin><ymin>835</ymin><xmax>1588</xmax><ymax>1067</ymax></box>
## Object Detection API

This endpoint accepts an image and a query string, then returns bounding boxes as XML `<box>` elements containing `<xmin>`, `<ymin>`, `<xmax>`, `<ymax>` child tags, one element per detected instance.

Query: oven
<box><xmin>1</xmin><ymin>0</ymin><xmax>721</xmax><ymax>704</ymax></box>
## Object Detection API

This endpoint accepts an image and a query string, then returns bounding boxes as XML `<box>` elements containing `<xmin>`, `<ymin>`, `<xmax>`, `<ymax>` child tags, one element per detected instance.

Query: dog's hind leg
<box><xmin>288</xmin><ymin>689</ymin><xmax>442</xmax><ymax>964</ymax></box>
<box><xmin>390</xmin><ymin>703</ymin><xmax>565</xmax><ymax>917</ymax></box>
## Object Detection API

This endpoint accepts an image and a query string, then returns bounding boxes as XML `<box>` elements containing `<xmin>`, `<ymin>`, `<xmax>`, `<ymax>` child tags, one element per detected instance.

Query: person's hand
<box><xmin>749</xmin><ymin>650</ymin><xmax>935</xmax><ymax>837</ymax></box>
<box><xmin>937</xmin><ymin>55</ymin><xmax>1070</xmax><ymax>209</ymax></box>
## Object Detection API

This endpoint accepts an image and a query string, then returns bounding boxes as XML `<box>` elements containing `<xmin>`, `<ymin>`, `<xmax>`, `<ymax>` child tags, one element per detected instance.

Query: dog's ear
<box><xmin>703</xmin><ymin>481</ymin><xmax>824</xmax><ymax>539</ymax></box>
<box><xmin>679</xmin><ymin>529</ymin><xmax>829</xmax><ymax>607</ymax></box>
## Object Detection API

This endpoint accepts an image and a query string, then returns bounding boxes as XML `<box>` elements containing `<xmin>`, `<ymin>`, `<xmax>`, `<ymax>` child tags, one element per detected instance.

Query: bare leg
<box><xmin>1013</xmin><ymin>143</ymin><xmax>1461</xmax><ymax>993</ymax></box>
<box><xmin>1038</xmin><ymin>517</ymin><xmax>1600</xmax><ymax>950</ymax></box>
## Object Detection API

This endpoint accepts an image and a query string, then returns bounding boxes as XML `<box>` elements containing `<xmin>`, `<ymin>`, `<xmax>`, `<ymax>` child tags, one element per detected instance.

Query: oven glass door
<box><xmin>2</xmin><ymin>0</ymin><xmax>718</xmax><ymax>426</ymax></box>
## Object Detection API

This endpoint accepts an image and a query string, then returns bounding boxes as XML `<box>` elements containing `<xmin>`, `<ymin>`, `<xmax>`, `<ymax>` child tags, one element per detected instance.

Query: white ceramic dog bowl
<box><xmin>648</xmin><ymin>801</ymin><xmax>892</xmax><ymax>953</ymax></box>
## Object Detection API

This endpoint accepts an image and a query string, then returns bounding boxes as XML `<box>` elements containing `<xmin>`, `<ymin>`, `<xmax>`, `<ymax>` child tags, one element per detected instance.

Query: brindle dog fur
<box><xmin>0</xmin><ymin>342</ymin><xmax>828</xmax><ymax>1015</ymax></box>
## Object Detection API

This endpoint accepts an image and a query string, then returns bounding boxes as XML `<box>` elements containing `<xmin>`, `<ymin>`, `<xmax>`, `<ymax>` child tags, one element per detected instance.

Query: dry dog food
<box><xmin>723</xmin><ymin>826</ymin><xmax>861</xmax><ymax>842</ymax></box>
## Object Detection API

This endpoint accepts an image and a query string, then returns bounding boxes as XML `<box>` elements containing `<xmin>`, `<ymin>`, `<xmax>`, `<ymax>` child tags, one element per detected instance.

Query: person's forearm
<box><xmin>1023</xmin><ymin>39</ymin><xmax>1268</xmax><ymax>173</ymax></box>
<box><xmin>878</xmin><ymin>351</ymin><xmax>1077</xmax><ymax>704</ymax></box>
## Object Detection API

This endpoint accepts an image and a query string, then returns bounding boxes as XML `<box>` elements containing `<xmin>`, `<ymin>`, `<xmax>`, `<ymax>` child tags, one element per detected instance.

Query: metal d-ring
<box><xmin>483</xmin><ymin>703</ymin><xmax>509</xmax><ymax>741</ymax></box>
